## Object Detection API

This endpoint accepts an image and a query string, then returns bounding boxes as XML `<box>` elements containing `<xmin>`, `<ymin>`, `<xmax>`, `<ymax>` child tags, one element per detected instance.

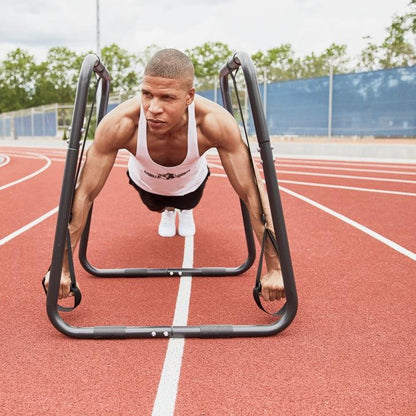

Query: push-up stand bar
<box><xmin>46</xmin><ymin>52</ymin><xmax>297</xmax><ymax>338</ymax></box>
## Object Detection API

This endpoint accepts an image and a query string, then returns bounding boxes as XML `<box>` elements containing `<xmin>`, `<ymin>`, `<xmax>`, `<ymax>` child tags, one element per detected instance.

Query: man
<box><xmin>44</xmin><ymin>48</ymin><xmax>284</xmax><ymax>302</ymax></box>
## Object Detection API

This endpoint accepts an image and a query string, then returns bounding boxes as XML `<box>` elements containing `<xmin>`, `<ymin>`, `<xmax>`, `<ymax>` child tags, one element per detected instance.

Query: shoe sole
<box><xmin>178</xmin><ymin>228</ymin><xmax>195</xmax><ymax>237</ymax></box>
<box><xmin>158</xmin><ymin>230</ymin><xmax>176</xmax><ymax>237</ymax></box>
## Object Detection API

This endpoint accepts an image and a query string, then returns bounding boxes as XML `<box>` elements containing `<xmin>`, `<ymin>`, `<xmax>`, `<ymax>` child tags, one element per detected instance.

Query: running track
<box><xmin>0</xmin><ymin>143</ymin><xmax>415</xmax><ymax>415</ymax></box>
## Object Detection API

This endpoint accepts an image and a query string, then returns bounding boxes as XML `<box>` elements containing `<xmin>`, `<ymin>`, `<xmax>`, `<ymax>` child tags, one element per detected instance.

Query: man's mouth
<box><xmin>148</xmin><ymin>118</ymin><xmax>165</xmax><ymax>125</ymax></box>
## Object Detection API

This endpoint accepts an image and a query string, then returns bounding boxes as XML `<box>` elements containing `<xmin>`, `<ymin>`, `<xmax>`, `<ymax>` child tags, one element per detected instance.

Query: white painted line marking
<box><xmin>0</xmin><ymin>206</ymin><xmax>58</xmax><ymax>246</ymax></box>
<box><xmin>278</xmin><ymin>179</ymin><xmax>416</xmax><ymax>197</ymax></box>
<box><xmin>274</xmin><ymin>157</ymin><xmax>416</xmax><ymax>169</ymax></box>
<box><xmin>273</xmin><ymin>153</ymin><xmax>416</xmax><ymax>164</ymax></box>
<box><xmin>209</xmin><ymin>173</ymin><xmax>416</xmax><ymax>197</ymax></box>
<box><xmin>209</xmin><ymin>172</ymin><xmax>415</xmax><ymax>259</ymax></box>
<box><xmin>207</xmin><ymin>162</ymin><xmax>224</xmax><ymax>170</ymax></box>
<box><xmin>280</xmin><ymin>186</ymin><xmax>416</xmax><ymax>261</ymax></box>
<box><xmin>0</xmin><ymin>154</ymin><xmax>11</xmax><ymax>168</ymax></box>
<box><xmin>0</xmin><ymin>152</ymin><xmax>52</xmax><ymax>191</ymax></box>
<box><xmin>275</xmin><ymin>162</ymin><xmax>416</xmax><ymax>176</ymax></box>
<box><xmin>275</xmin><ymin>169</ymin><xmax>416</xmax><ymax>184</ymax></box>
<box><xmin>152</xmin><ymin>235</ymin><xmax>193</xmax><ymax>416</ymax></box>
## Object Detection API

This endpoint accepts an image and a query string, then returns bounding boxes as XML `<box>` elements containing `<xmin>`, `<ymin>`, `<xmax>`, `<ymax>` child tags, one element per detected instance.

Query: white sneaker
<box><xmin>178</xmin><ymin>209</ymin><xmax>195</xmax><ymax>237</ymax></box>
<box><xmin>158</xmin><ymin>210</ymin><xmax>176</xmax><ymax>237</ymax></box>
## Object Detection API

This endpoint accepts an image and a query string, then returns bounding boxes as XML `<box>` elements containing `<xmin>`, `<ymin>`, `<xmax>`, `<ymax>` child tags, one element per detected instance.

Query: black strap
<box><xmin>42</xmin><ymin>78</ymin><xmax>100</xmax><ymax>311</ymax></box>
<box><xmin>42</xmin><ymin>229</ymin><xmax>82</xmax><ymax>313</ymax></box>
<box><xmin>229</xmin><ymin>68</ymin><xmax>267</xmax><ymax>225</ymax></box>
<box><xmin>252</xmin><ymin>228</ymin><xmax>285</xmax><ymax>317</ymax></box>
<box><xmin>229</xmin><ymin>68</ymin><xmax>284</xmax><ymax>317</ymax></box>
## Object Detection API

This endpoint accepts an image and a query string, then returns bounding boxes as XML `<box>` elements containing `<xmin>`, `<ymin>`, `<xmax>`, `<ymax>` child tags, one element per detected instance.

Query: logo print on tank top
<box><xmin>143</xmin><ymin>169</ymin><xmax>191</xmax><ymax>180</ymax></box>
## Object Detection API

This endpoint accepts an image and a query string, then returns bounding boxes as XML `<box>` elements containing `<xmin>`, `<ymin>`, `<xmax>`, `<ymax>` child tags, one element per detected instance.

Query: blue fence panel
<box><xmin>199</xmin><ymin>66</ymin><xmax>416</xmax><ymax>137</ymax></box>
<box><xmin>266</xmin><ymin>77</ymin><xmax>329</xmax><ymax>136</ymax></box>
<box><xmin>43</xmin><ymin>111</ymin><xmax>57</xmax><ymax>136</ymax></box>
<box><xmin>0</xmin><ymin>118</ymin><xmax>12</xmax><ymax>136</ymax></box>
<box><xmin>332</xmin><ymin>67</ymin><xmax>416</xmax><ymax>137</ymax></box>
<box><xmin>33</xmin><ymin>113</ymin><xmax>43</xmax><ymax>136</ymax></box>
<box><xmin>14</xmin><ymin>115</ymin><xmax>32</xmax><ymax>136</ymax></box>
<box><xmin>198</xmin><ymin>89</ymin><xmax>222</xmax><ymax>105</ymax></box>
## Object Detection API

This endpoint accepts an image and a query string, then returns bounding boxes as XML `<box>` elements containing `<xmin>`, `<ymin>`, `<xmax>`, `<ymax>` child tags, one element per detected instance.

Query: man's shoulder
<box><xmin>95</xmin><ymin>97</ymin><xmax>140</xmax><ymax>150</ymax></box>
<box><xmin>194</xmin><ymin>94</ymin><xmax>224</xmax><ymax>117</ymax></box>
<box><xmin>194</xmin><ymin>95</ymin><xmax>239</xmax><ymax>147</ymax></box>
<box><xmin>109</xmin><ymin>96</ymin><xmax>140</xmax><ymax>123</ymax></box>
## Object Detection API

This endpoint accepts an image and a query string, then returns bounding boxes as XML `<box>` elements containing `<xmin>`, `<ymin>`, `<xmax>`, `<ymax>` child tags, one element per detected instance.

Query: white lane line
<box><xmin>275</xmin><ymin>161</ymin><xmax>416</xmax><ymax>174</ymax></box>
<box><xmin>274</xmin><ymin>153</ymin><xmax>416</xmax><ymax>165</ymax></box>
<box><xmin>209</xmin><ymin>172</ymin><xmax>415</xmax><ymax>259</ymax></box>
<box><xmin>0</xmin><ymin>152</ymin><xmax>52</xmax><ymax>191</ymax></box>
<box><xmin>208</xmin><ymin>162</ymin><xmax>224</xmax><ymax>170</ymax></box>
<box><xmin>275</xmin><ymin>169</ymin><xmax>416</xmax><ymax>184</ymax></box>
<box><xmin>277</xmin><ymin>179</ymin><xmax>416</xmax><ymax>197</ymax></box>
<box><xmin>0</xmin><ymin>154</ymin><xmax>11</xmax><ymax>168</ymax></box>
<box><xmin>280</xmin><ymin>186</ymin><xmax>416</xmax><ymax>262</ymax></box>
<box><xmin>274</xmin><ymin>157</ymin><xmax>414</xmax><ymax>168</ymax></box>
<box><xmin>152</xmin><ymin>235</ymin><xmax>194</xmax><ymax>416</ymax></box>
<box><xmin>211</xmin><ymin>160</ymin><xmax>416</xmax><ymax>184</ymax></box>
<box><xmin>0</xmin><ymin>206</ymin><xmax>58</xmax><ymax>246</ymax></box>
<box><xmin>210</xmin><ymin>172</ymin><xmax>416</xmax><ymax>197</ymax></box>
<box><xmin>231</xmin><ymin>156</ymin><xmax>416</xmax><ymax>172</ymax></box>
<box><xmin>6</xmin><ymin>152</ymin><xmax>44</xmax><ymax>160</ymax></box>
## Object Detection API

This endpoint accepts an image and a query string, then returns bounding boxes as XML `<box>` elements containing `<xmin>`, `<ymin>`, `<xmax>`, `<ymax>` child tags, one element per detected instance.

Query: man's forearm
<box><xmin>248</xmin><ymin>176</ymin><xmax>281</xmax><ymax>272</ymax></box>
<box><xmin>62</xmin><ymin>192</ymin><xmax>93</xmax><ymax>272</ymax></box>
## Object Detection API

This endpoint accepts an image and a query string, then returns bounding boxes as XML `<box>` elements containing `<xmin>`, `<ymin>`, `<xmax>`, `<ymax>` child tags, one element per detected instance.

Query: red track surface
<box><xmin>0</xmin><ymin>145</ymin><xmax>415</xmax><ymax>415</ymax></box>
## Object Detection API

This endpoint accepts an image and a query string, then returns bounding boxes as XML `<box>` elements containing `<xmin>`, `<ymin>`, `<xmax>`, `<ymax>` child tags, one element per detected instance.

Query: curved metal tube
<box><xmin>46</xmin><ymin>52</ymin><xmax>297</xmax><ymax>338</ymax></box>
<box><xmin>47</xmin><ymin>54</ymin><xmax>110</xmax><ymax>333</ymax></box>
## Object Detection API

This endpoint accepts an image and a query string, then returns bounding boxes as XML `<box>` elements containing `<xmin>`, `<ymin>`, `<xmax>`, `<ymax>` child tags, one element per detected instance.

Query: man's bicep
<box><xmin>205</xmin><ymin>109</ymin><xmax>256</xmax><ymax>200</ymax></box>
<box><xmin>77</xmin><ymin>143</ymin><xmax>117</xmax><ymax>201</ymax></box>
<box><xmin>218</xmin><ymin>140</ymin><xmax>257</xmax><ymax>203</ymax></box>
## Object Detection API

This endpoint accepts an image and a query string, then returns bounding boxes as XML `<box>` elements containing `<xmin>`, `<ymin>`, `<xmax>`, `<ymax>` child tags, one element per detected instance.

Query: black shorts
<box><xmin>126</xmin><ymin>170</ymin><xmax>210</xmax><ymax>212</ymax></box>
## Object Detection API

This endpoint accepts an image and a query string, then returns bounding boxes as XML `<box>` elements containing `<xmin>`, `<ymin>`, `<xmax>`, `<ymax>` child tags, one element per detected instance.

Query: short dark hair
<box><xmin>144</xmin><ymin>49</ymin><xmax>194</xmax><ymax>88</ymax></box>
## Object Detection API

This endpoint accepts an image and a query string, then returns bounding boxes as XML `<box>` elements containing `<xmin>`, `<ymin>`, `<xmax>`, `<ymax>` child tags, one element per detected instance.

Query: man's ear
<box><xmin>186</xmin><ymin>88</ymin><xmax>195</xmax><ymax>105</ymax></box>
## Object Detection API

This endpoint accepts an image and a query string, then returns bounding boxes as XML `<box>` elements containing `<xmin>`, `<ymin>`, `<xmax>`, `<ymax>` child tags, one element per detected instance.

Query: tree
<box><xmin>101</xmin><ymin>44</ymin><xmax>141</xmax><ymax>98</ymax></box>
<box><xmin>186</xmin><ymin>42</ymin><xmax>233</xmax><ymax>89</ymax></box>
<box><xmin>380</xmin><ymin>13</ymin><xmax>415</xmax><ymax>68</ymax></box>
<box><xmin>359</xmin><ymin>1</ymin><xmax>416</xmax><ymax>70</ymax></box>
<box><xmin>297</xmin><ymin>43</ymin><xmax>350</xmax><ymax>78</ymax></box>
<box><xmin>0</xmin><ymin>48</ymin><xmax>37</xmax><ymax>111</ymax></box>
<box><xmin>32</xmin><ymin>46</ymin><xmax>83</xmax><ymax>106</ymax></box>
<box><xmin>251</xmin><ymin>44</ymin><xmax>298</xmax><ymax>81</ymax></box>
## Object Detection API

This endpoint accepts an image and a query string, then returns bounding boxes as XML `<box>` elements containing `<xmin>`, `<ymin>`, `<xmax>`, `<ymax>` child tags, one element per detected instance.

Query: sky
<box><xmin>0</xmin><ymin>0</ymin><xmax>412</xmax><ymax>62</ymax></box>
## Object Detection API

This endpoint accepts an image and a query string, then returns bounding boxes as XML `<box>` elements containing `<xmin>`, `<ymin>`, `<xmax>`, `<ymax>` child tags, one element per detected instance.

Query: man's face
<box><xmin>141</xmin><ymin>75</ymin><xmax>195</xmax><ymax>134</ymax></box>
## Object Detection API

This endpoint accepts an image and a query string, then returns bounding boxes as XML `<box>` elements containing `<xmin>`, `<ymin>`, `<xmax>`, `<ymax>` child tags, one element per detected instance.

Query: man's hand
<box><xmin>43</xmin><ymin>270</ymin><xmax>75</xmax><ymax>299</ymax></box>
<box><xmin>260</xmin><ymin>269</ymin><xmax>285</xmax><ymax>301</ymax></box>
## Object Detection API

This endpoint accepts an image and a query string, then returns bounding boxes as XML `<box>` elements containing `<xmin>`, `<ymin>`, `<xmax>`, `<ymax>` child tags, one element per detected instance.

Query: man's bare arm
<box><xmin>202</xmin><ymin>109</ymin><xmax>284</xmax><ymax>301</ymax></box>
<box><xmin>44</xmin><ymin>108</ymin><xmax>136</xmax><ymax>298</ymax></box>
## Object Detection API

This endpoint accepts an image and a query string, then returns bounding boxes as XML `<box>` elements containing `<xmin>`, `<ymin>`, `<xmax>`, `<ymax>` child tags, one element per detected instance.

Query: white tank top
<box><xmin>128</xmin><ymin>102</ymin><xmax>208</xmax><ymax>196</ymax></box>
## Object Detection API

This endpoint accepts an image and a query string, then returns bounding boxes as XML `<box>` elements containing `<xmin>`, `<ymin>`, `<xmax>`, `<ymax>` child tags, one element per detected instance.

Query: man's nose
<box><xmin>148</xmin><ymin>98</ymin><xmax>162</xmax><ymax>114</ymax></box>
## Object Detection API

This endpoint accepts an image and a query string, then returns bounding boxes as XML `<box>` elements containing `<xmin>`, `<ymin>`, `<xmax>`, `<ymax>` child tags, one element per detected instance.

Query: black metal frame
<box><xmin>79</xmin><ymin>200</ymin><xmax>255</xmax><ymax>277</ymax></box>
<box><xmin>46</xmin><ymin>52</ymin><xmax>298</xmax><ymax>338</ymax></box>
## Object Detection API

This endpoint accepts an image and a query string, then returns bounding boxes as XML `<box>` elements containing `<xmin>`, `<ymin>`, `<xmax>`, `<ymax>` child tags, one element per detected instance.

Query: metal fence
<box><xmin>1</xmin><ymin>66</ymin><xmax>415</xmax><ymax>139</ymax></box>
<box><xmin>0</xmin><ymin>104</ymin><xmax>63</xmax><ymax>138</ymax></box>
<box><xmin>0</xmin><ymin>99</ymin><xmax>120</xmax><ymax>139</ymax></box>
<box><xmin>199</xmin><ymin>65</ymin><xmax>416</xmax><ymax>138</ymax></box>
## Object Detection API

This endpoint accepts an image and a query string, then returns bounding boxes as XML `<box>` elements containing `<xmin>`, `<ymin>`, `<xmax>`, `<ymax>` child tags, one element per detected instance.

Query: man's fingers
<box><xmin>260</xmin><ymin>288</ymin><xmax>269</xmax><ymax>301</ymax></box>
<box><xmin>45</xmin><ymin>271</ymin><xmax>76</xmax><ymax>300</ymax></box>
<box><xmin>261</xmin><ymin>288</ymin><xmax>285</xmax><ymax>302</ymax></box>
<box><xmin>58</xmin><ymin>281</ymin><xmax>74</xmax><ymax>299</ymax></box>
